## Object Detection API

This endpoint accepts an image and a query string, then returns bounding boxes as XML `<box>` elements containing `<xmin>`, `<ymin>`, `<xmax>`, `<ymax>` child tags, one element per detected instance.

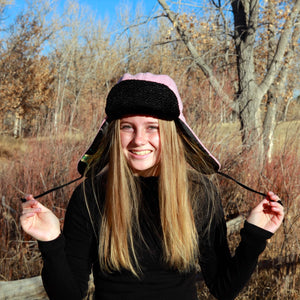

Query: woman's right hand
<box><xmin>20</xmin><ymin>195</ymin><xmax>61</xmax><ymax>241</ymax></box>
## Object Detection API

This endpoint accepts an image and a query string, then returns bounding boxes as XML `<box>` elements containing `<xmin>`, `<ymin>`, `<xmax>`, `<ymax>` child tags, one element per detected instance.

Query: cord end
<box><xmin>265</xmin><ymin>194</ymin><xmax>283</xmax><ymax>206</ymax></box>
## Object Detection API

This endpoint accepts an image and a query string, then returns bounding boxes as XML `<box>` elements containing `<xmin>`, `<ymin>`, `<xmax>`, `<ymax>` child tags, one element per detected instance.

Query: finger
<box><xmin>20</xmin><ymin>212</ymin><xmax>36</xmax><ymax>221</ymax></box>
<box><xmin>25</xmin><ymin>194</ymin><xmax>34</xmax><ymax>201</ymax></box>
<box><xmin>267</xmin><ymin>191</ymin><xmax>279</xmax><ymax>201</ymax></box>
<box><xmin>20</xmin><ymin>210</ymin><xmax>36</xmax><ymax>225</ymax></box>
<box><xmin>270</xmin><ymin>201</ymin><xmax>284</xmax><ymax>214</ymax></box>
<box><xmin>263</xmin><ymin>207</ymin><xmax>278</xmax><ymax>216</ymax></box>
<box><xmin>263</xmin><ymin>201</ymin><xmax>284</xmax><ymax>217</ymax></box>
<box><xmin>21</xmin><ymin>210</ymin><xmax>41</xmax><ymax>222</ymax></box>
<box><xmin>259</xmin><ymin>199</ymin><xmax>270</xmax><ymax>208</ymax></box>
<box><xmin>269</xmin><ymin>199</ymin><xmax>283</xmax><ymax>207</ymax></box>
<box><xmin>21</xmin><ymin>194</ymin><xmax>35</xmax><ymax>203</ymax></box>
<box><xmin>266</xmin><ymin>191</ymin><xmax>283</xmax><ymax>206</ymax></box>
<box><xmin>22</xmin><ymin>199</ymin><xmax>39</xmax><ymax>209</ymax></box>
<box><xmin>22</xmin><ymin>206</ymin><xmax>41</xmax><ymax>214</ymax></box>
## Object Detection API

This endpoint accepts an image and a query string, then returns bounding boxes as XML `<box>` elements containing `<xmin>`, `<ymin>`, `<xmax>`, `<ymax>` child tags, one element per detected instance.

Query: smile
<box><xmin>130</xmin><ymin>150</ymin><xmax>151</xmax><ymax>156</ymax></box>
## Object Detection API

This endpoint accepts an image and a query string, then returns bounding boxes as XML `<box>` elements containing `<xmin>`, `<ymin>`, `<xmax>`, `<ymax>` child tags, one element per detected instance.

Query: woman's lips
<box><xmin>130</xmin><ymin>150</ymin><xmax>152</xmax><ymax>156</ymax></box>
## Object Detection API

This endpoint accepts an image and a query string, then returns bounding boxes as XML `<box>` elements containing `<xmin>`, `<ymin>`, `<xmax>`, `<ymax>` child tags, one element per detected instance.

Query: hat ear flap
<box><xmin>176</xmin><ymin>122</ymin><xmax>219</xmax><ymax>175</ymax></box>
<box><xmin>78</xmin><ymin>120</ymin><xmax>110</xmax><ymax>176</ymax></box>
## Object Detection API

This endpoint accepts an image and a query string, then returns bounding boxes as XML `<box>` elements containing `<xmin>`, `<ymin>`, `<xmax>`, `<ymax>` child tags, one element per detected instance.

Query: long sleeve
<box><xmin>38</xmin><ymin>182</ymin><xmax>98</xmax><ymax>300</ymax></box>
<box><xmin>199</xmin><ymin>213</ymin><xmax>273</xmax><ymax>300</ymax></box>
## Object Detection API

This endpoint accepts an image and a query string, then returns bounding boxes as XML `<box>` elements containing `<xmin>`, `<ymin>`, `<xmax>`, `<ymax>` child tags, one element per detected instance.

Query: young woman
<box><xmin>20</xmin><ymin>73</ymin><xmax>284</xmax><ymax>300</ymax></box>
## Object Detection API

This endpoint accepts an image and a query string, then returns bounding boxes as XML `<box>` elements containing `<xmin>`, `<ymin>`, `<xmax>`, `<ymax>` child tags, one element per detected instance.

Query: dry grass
<box><xmin>210</xmin><ymin>121</ymin><xmax>300</xmax><ymax>300</ymax></box>
<box><xmin>0</xmin><ymin>120</ymin><xmax>299</xmax><ymax>299</ymax></box>
<box><xmin>0</xmin><ymin>131</ymin><xmax>87</xmax><ymax>280</ymax></box>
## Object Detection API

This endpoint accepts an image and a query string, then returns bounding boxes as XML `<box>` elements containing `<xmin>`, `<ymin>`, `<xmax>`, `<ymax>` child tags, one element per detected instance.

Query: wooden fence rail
<box><xmin>0</xmin><ymin>276</ymin><xmax>47</xmax><ymax>300</ymax></box>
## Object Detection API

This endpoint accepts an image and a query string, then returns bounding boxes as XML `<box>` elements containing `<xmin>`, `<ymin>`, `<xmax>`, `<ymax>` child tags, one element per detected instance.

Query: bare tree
<box><xmin>231</xmin><ymin>0</ymin><xmax>300</xmax><ymax>162</ymax></box>
<box><xmin>0</xmin><ymin>12</ymin><xmax>55</xmax><ymax>137</ymax></box>
<box><xmin>0</xmin><ymin>0</ymin><xmax>12</xmax><ymax>20</ymax></box>
<box><xmin>49</xmin><ymin>1</ymin><xmax>116</xmax><ymax>135</ymax></box>
<box><xmin>262</xmin><ymin>1</ymin><xmax>300</xmax><ymax>161</ymax></box>
<box><xmin>158</xmin><ymin>0</ymin><xmax>300</xmax><ymax>165</ymax></box>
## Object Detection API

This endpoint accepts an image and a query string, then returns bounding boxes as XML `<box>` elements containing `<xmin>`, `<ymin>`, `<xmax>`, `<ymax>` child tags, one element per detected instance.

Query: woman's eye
<box><xmin>120</xmin><ymin>124</ymin><xmax>133</xmax><ymax>131</ymax></box>
<box><xmin>148</xmin><ymin>126</ymin><xmax>159</xmax><ymax>131</ymax></box>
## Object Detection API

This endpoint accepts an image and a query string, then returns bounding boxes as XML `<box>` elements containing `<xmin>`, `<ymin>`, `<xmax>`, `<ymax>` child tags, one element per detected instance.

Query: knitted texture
<box><xmin>105</xmin><ymin>80</ymin><xmax>180</xmax><ymax>121</ymax></box>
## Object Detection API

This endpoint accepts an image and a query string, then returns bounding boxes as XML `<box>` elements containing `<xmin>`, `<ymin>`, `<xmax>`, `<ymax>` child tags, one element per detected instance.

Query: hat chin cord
<box><xmin>20</xmin><ymin>175</ymin><xmax>83</xmax><ymax>203</ymax></box>
<box><xmin>20</xmin><ymin>171</ymin><xmax>282</xmax><ymax>206</ymax></box>
<box><xmin>217</xmin><ymin>171</ymin><xmax>283</xmax><ymax>206</ymax></box>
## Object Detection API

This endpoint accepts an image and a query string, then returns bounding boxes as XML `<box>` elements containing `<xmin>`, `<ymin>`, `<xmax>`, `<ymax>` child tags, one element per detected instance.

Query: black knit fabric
<box><xmin>105</xmin><ymin>80</ymin><xmax>180</xmax><ymax>121</ymax></box>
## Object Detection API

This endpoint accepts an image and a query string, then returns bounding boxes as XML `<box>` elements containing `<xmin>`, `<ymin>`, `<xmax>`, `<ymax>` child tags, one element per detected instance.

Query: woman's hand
<box><xmin>246</xmin><ymin>191</ymin><xmax>284</xmax><ymax>234</ymax></box>
<box><xmin>20</xmin><ymin>194</ymin><xmax>61</xmax><ymax>241</ymax></box>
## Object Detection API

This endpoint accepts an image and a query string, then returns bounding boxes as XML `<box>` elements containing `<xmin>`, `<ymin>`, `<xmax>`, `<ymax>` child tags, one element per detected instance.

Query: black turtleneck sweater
<box><xmin>38</xmin><ymin>175</ymin><xmax>272</xmax><ymax>300</ymax></box>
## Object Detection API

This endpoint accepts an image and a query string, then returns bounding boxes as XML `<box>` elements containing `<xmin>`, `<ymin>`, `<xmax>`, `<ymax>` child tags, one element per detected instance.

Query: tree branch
<box><xmin>259</xmin><ymin>0</ymin><xmax>300</xmax><ymax>95</ymax></box>
<box><xmin>157</xmin><ymin>0</ymin><xmax>233</xmax><ymax>107</ymax></box>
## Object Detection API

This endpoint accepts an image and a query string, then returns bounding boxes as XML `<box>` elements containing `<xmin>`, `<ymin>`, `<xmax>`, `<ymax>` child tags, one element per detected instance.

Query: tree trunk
<box><xmin>282</xmin><ymin>97</ymin><xmax>293</xmax><ymax>122</ymax></box>
<box><xmin>263</xmin><ymin>89</ymin><xmax>277</xmax><ymax>163</ymax></box>
<box><xmin>262</xmin><ymin>0</ymin><xmax>276</xmax><ymax>164</ymax></box>
<box><xmin>13</xmin><ymin>111</ymin><xmax>22</xmax><ymax>138</ymax></box>
<box><xmin>231</xmin><ymin>0</ymin><xmax>264</xmax><ymax>163</ymax></box>
<box><xmin>263</xmin><ymin>1</ymin><xmax>300</xmax><ymax>161</ymax></box>
<box><xmin>237</xmin><ymin>87</ymin><xmax>264</xmax><ymax>161</ymax></box>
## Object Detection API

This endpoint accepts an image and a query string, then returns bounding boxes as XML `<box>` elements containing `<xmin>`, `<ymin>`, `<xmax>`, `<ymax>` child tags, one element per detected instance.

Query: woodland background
<box><xmin>0</xmin><ymin>0</ymin><xmax>299</xmax><ymax>299</ymax></box>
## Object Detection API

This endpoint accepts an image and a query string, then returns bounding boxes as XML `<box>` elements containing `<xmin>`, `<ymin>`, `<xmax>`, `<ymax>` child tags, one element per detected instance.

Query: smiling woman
<box><xmin>20</xmin><ymin>72</ymin><xmax>284</xmax><ymax>300</ymax></box>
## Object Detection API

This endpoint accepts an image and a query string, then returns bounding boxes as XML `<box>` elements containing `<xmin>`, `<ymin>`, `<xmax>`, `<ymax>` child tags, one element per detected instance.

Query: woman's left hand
<box><xmin>246</xmin><ymin>191</ymin><xmax>284</xmax><ymax>233</ymax></box>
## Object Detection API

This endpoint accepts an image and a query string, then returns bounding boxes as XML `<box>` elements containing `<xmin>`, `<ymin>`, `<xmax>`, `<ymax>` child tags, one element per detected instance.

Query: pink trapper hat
<box><xmin>78</xmin><ymin>73</ymin><xmax>221</xmax><ymax>175</ymax></box>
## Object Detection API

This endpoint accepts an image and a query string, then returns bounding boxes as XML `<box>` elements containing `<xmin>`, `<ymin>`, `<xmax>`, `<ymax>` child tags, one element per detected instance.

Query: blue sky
<box><xmin>78</xmin><ymin>0</ymin><xmax>159</xmax><ymax>19</ymax></box>
<box><xmin>6</xmin><ymin>0</ymin><xmax>160</xmax><ymax>23</ymax></box>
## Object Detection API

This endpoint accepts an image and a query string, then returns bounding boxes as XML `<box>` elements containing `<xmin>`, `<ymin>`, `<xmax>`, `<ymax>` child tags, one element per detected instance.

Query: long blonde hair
<box><xmin>158</xmin><ymin>120</ymin><xmax>199</xmax><ymax>271</ymax></box>
<box><xmin>85</xmin><ymin>118</ymin><xmax>220</xmax><ymax>276</ymax></box>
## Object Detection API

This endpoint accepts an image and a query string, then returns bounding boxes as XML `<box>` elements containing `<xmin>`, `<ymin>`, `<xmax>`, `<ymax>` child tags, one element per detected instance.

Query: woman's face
<box><xmin>120</xmin><ymin>115</ymin><xmax>161</xmax><ymax>176</ymax></box>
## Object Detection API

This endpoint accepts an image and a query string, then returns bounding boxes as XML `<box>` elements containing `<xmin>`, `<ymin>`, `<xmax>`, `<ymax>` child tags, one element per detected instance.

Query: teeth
<box><xmin>131</xmin><ymin>150</ymin><xmax>151</xmax><ymax>155</ymax></box>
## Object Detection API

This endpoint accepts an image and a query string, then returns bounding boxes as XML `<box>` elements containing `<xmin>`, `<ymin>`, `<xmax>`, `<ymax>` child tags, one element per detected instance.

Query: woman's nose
<box><xmin>133</xmin><ymin>129</ymin><xmax>146</xmax><ymax>145</ymax></box>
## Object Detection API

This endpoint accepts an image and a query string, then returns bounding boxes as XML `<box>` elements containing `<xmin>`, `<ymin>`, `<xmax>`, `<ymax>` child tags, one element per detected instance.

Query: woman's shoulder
<box><xmin>68</xmin><ymin>171</ymin><xmax>107</xmax><ymax>211</ymax></box>
<box><xmin>78</xmin><ymin>169</ymin><xmax>107</xmax><ymax>191</ymax></box>
<box><xmin>187</xmin><ymin>170</ymin><xmax>218</xmax><ymax>194</ymax></box>
<box><xmin>187</xmin><ymin>170</ymin><xmax>224</xmax><ymax>230</ymax></box>
<box><xmin>65</xmin><ymin>172</ymin><xmax>107</xmax><ymax>233</ymax></box>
